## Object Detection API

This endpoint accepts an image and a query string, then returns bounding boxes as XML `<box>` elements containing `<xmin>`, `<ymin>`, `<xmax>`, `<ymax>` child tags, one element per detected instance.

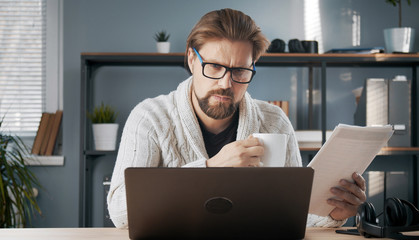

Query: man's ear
<box><xmin>187</xmin><ymin>47</ymin><xmax>195</xmax><ymax>74</ymax></box>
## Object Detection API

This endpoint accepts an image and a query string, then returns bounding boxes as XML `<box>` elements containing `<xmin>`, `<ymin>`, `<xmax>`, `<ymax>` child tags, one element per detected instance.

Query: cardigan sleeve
<box><xmin>307</xmin><ymin>214</ymin><xmax>347</xmax><ymax>227</ymax></box>
<box><xmin>107</xmin><ymin>108</ymin><xmax>161</xmax><ymax>229</ymax></box>
<box><xmin>182</xmin><ymin>158</ymin><xmax>207</xmax><ymax>167</ymax></box>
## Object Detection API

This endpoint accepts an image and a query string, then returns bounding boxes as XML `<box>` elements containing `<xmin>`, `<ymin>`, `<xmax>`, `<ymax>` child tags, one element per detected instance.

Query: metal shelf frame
<box><xmin>80</xmin><ymin>52</ymin><xmax>419</xmax><ymax>227</ymax></box>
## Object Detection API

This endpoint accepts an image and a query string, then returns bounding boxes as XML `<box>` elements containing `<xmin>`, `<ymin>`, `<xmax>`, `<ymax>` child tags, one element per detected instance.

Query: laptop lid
<box><xmin>125</xmin><ymin>167</ymin><xmax>313</xmax><ymax>240</ymax></box>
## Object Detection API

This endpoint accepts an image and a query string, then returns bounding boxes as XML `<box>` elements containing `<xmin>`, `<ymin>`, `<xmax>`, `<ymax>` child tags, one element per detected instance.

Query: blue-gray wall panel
<box><xmin>29</xmin><ymin>0</ymin><xmax>419</xmax><ymax>227</ymax></box>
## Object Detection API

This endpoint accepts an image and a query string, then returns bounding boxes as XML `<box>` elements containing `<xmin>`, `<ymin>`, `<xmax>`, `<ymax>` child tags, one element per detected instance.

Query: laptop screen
<box><xmin>125</xmin><ymin>167</ymin><xmax>313</xmax><ymax>239</ymax></box>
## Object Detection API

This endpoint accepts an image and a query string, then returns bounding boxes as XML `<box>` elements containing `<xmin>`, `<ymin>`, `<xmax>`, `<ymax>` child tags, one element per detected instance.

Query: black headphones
<box><xmin>356</xmin><ymin>198</ymin><xmax>419</xmax><ymax>239</ymax></box>
<box><xmin>267</xmin><ymin>39</ymin><xmax>286</xmax><ymax>53</ymax></box>
<box><xmin>267</xmin><ymin>38</ymin><xmax>318</xmax><ymax>53</ymax></box>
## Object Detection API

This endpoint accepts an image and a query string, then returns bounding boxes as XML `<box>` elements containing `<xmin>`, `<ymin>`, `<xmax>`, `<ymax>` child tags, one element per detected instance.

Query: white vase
<box><xmin>383</xmin><ymin>27</ymin><xmax>415</xmax><ymax>53</ymax></box>
<box><xmin>92</xmin><ymin>123</ymin><xmax>119</xmax><ymax>151</ymax></box>
<box><xmin>156</xmin><ymin>42</ymin><xmax>170</xmax><ymax>53</ymax></box>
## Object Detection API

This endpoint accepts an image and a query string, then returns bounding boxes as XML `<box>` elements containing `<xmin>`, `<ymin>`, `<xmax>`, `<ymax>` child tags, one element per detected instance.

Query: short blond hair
<box><xmin>185</xmin><ymin>8</ymin><xmax>269</xmax><ymax>66</ymax></box>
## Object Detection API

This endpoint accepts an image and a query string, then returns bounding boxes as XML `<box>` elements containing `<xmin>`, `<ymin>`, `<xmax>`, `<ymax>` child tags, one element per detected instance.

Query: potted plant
<box><xmin>1</xmin><ymin>117</ymin><xmax>42</xmax><ymax>227</ymax></box>
<box><xmin>154</xmin><ymin>30</ymin><xmax>170</xmax><ymax>53</ymax></box>
<box><xmin>87</xmin><ymin>103</ymin><xmax>119</xmax><ymax>151</ymax></box>
<box><xmin>384</xmin><ymin>0</ymin><xmax>415</xmax><ymax>53</ymax></box>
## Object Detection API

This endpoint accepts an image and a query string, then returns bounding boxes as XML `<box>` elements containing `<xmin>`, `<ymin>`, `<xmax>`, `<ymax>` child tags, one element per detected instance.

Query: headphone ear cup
<box><xmin>385</xmin><ymin>198</ymin><xmax>407</xmax><ymax>226</ymax></box>
<box><xmin>288</xmin><ymin>39</ymin><xmax>305</xmax><ymax>53</ymax></box>
<box><xmin>357</xmin><ymin>202</ymin><xmax>377</xmax><ymax>237</ymax></box>
<box><xmin>267</xmin><ymin>39</ymin><xmax>285</xmax><ymax>53</ymax></box>
<box><xmin>365</xmin><ymin>202</ymin><xmax>377</xmax><ymax>223</ymax></box>
<box><xmin>399</xmin><ymin>199</ymin><xmax>419</xmax><ymax>226</ymax></box>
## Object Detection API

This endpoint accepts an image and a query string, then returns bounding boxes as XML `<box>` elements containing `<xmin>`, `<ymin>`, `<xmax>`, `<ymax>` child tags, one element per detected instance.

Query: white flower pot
<box><xmin>384</xmin><ymin>27</ymin><xmax>415</xmax><ymax>53</ymax></box>
<box><xmin>92</xmin><ymin>123</ymin><xmax>119</xmax><ymax>151</ymax></box>
<box><xmin>156</xmin><ymin>42</ymin><xmax>170</xmax><ymax>53</ymax></box>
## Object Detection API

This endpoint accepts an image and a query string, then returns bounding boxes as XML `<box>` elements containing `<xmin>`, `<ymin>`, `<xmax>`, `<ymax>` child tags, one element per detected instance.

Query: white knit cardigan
<box><xmin>107</xmin><ymin>77</ymin><xmax>345</xmax><ymax>228</ymax></box>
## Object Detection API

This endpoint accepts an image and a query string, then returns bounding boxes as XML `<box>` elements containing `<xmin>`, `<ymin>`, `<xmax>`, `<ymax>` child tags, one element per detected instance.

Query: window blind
<box><xmin>0</xmin><ymin>0</ymin><xmax>46</xmax><ymax>137</ymax></box>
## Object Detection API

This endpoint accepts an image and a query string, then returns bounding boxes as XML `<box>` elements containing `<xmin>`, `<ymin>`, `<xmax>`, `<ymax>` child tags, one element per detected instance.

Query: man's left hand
<box><xmin>328</xmin><ymin>172</ymin><xmax>367</xmax><ymax>221</ymax></box>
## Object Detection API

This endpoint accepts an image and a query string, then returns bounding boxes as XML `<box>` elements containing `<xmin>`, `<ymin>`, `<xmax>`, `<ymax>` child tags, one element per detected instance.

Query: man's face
<box><xmin>188</xmin><ymin>39</ymin><xmax>253</xmax><ymax>120</ymax></box>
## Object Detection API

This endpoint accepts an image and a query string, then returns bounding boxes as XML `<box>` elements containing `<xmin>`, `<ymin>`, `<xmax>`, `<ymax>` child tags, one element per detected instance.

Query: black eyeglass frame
<box><xmin>193</xmin><ymin>48</ymin><xmax>256</xmax><ymax>84</ymax></box>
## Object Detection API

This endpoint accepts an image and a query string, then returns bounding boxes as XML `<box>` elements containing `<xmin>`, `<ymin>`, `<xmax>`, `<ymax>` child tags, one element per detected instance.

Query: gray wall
<box><xmin>29</xmin><ymin>0</ymin><xmax>419</xmax><ymax>227</ymax></box>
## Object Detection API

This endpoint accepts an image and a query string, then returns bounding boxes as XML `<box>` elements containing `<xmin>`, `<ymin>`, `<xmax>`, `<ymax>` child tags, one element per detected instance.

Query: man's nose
<box><xmin>217</xmin><ymin>70</ymin><xmax>232</xmax><ymax>89</ymax></box>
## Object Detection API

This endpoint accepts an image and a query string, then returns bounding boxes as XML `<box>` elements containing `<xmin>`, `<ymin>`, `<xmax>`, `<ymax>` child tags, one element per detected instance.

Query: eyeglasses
<box><xmin>193</xmin><ymin>48</ymin><xmax>256</xmax><ymax>84</ymax></box>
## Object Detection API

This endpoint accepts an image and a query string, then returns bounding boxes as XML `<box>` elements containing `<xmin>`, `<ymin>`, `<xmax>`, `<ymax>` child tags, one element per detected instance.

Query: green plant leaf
<box><xmin>1</xmin><ymin>117</ymin><xmax>42</xmax><ymax>227</ymax></box>
<box><xmin>386</xmin><ymin>0</ymin><xmax>397</xmax><ymax>6</ymax></box>
<box><xmin>87</xmin><ymin>102</ymin><xmax>118</xmax><ymax>123</ymax></box>
<box><xmin>385</xmin><ymin>0</ymin><xmax>411</xmax><ymax>6</ymax></box>
<box><xmin>154</xmin><ymin>30</ymin><xmax>170</xmax><ymax>42</ymax></box>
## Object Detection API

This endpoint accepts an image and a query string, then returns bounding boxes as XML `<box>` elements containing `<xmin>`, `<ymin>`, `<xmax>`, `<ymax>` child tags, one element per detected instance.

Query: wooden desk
<box><xmin>3</xmin><ymin>227</ymin><xmax>418</xmax><ymax>239</ymax></box>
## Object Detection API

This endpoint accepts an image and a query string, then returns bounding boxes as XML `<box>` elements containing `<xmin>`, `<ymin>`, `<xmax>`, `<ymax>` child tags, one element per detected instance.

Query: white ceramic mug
<box><xmin>252</xmin><ymin>133</ymin><xmax>288</xmax><ymax>167</ymax></box>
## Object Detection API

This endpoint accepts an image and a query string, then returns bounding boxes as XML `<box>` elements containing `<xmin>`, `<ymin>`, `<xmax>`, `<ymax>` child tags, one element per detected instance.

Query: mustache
<box><xmin>207</xmin><ymin>88</ymin><xmax>234</xmax><ymax>98</ymax></box>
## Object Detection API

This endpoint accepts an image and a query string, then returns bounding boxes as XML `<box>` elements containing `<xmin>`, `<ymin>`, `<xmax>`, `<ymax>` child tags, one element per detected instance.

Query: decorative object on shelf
<box><xmin>154</xmin><ymin>30</ymin><xmax>170</xmax><ymax>53</ymax></box>
<box><xmin>383</xmin><ymin>0</ymin><xmax>415</xmax><ymax>53</ymax></box>
<box><xmin>354</xmin><ymin>76</ymin><xmax>411</xmax><ymax>147</ymax></box>
<box><xmin>267</xmin><ymin>39</ymin><xmax>286</xmax><ymax>53</ymax></box>
<box><xmin>288</xmin><ymin>39</ymin><xmax>306</xmax><ymax>53</ymax></box>
<box><xmin>87</xmin><ymin>103</ymin><xmax>119</xmax><ymax>151</ymax></box>
<box><xmin>1</xmin><ymin>117</ymin><xmax>42</xmax><ymax>227</ymax></box>
<box><xmin>326</xmin><ymin>47</ymin><xmax>385</xmax><ymax>54</ymax></box>
<box><xmin>285</xmin><ymin>39</ymin><xmax>319</xmax><ymax>53</ymax></box>
<box><xmin>301</xmin><ymin>40</ymin><xmax>318</xmax><ymax>54</ymax></box>
<box><xmin>295</xmin><ymin>130</ymin><xmax>333</xmax><ymax>148</ymax></box>
<box><xmin>352</xmin><ymin>86</ymin><xmax>364</xmax><ymax>105</ymax></box>
<box><xmin>32</xmin><ymin>110</ymin><xmax>63</xmax><ymax>156</ymax></box>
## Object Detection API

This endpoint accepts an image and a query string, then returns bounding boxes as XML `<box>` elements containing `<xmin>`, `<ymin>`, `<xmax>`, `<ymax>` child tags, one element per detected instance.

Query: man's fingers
<box><xmin>327</xmin><ymin>198</ymin><xmax>357</xmax><ymax>212</ymax></box>
<box><xmin>339</xmin><ymin>179</ymin><xmax>367</xmax><ymax>202</ymax></box>
<box><xmin>249</xmin><ymin>156</ymin><xmax>261</xmax><ymax>166</ymax></box>
<box><xmin>245</xmin><ymin>145</ymin><xmax>264</xmax><ymax>156</ymax></box>
<box><xmin>242</xmin><ymin>136</ymin><xmax>263</xmax><ymax>148</ymax></box>
<box><xmin>330</xmin><ymin>187</ymin><xmax>356</xmax><ymax>205</ymax></box>
<box><xmin>353</xmin><ymin>172</ymin><xmax>366</xmax><ymax>191</ymax></box>
<box><xmin>339</xmin><ymin>180</ymin><xmax>363</xmax><ymax>198</ymax></box>
<box><xmin>241</xmin><ymin>146</ymin><xmax>263</xmax><ymax>167</ymax></box>
<box><xmin>330</xmin><ymin>186</ymin><xmax>364</xmax><ymax>205</ymax></box>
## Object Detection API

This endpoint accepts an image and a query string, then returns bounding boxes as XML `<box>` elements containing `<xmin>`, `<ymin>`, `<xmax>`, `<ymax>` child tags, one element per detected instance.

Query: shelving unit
<box><xmin>24</xmin><ymin>155</ymin><xmax>65</xmax><ymax>166</ymax></box>
<box><xmin>300</xmin><ymin>147</ymin><xmax>419</xmax><ymax>155</ymax></box>
<box><xmin>80</xmin><ymin>52</ymin><xmax>419</xmax><ymax>227</ymax></box>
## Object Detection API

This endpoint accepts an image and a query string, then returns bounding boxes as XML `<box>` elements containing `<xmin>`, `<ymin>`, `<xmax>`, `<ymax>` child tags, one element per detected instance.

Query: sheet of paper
<box><xmin>307</xmin><ymin>124</ymin><xmax>393</xmax><ymax>216</ymax></box>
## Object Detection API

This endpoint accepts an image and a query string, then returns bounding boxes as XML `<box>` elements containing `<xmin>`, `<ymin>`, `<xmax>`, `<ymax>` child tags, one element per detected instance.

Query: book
<box><xmin>267</xmin><ymin>100</ymin><xmax>289</xmax><ymax>116</ymax></box>
<box><xmin>39</xmin><ymin>113</ymin><xmax>54</xmax><ymax>155</ymax></box>
<box><xmin>45</xmin><ymin>110</ymin><xmax>63</xmax><ymax>156</ymax></box>
<box><xmin>325</xmin><ymin>47</ymin><xmax>385</xmax><ymax>54</ymax></box>
<box><xmin>280</xmin><ymin>101</ymin><xmax>289</xmax><ymax>116</ymax></box>
<box><xmin>31</xmin><ymin>113</ymin><xmax>50</xmax><ymax>155</ymax></box>
<box><xmin>307</xmin><ymin>124</ymin><xmax>393</xmax><ymax>216</ymax></box>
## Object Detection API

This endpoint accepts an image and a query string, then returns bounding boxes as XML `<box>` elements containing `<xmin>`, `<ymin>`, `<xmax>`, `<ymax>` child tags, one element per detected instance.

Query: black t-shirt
<box><xmin>198</xmin><ymin>111</ymin><xmax>239</xmax><ymax>158</ymax></box>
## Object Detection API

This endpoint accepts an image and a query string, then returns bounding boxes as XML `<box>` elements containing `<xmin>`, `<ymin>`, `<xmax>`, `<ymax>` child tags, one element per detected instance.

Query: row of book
<box><xmin>31</xmin><ymin>110</ymin><xmax>63</xmax><ymax>156</ymax></box>
<box><xmin>267</xmin><ymin>100</ymin><xmax>289</xmax><ymax>116</ymax></box>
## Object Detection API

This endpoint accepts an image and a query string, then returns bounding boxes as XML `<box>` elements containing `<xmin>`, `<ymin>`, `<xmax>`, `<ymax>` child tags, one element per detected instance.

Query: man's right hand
<box><xmin>206</xmin><ymin>135</ymin><xmax>264</xmax><ymax>167</ymax></box>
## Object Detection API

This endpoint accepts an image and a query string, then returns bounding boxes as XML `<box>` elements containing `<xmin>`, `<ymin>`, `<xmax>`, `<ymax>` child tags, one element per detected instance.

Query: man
<box><xmin>107</xmin><ymin>8</ymin><xmax>366</xmax><ymax>229</ymax></box>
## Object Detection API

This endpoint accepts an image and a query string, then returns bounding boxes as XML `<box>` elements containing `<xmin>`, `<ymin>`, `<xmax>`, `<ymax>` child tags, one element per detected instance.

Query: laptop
<box><xmin>125</xmin><ymin>167</ymin><xmax>313</xmax><ymax>240</ymax></box>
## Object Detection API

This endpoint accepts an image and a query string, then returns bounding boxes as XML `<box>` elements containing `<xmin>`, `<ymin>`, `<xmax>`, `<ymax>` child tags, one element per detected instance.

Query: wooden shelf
<box><xmin>81</xmin><ymin>52</ymin><xmax>419</xmax><ymax>58</ymax></box>
<box><xmin>81</xmin><ymin>52</ymin><xmax>419</xmax><ymax>68</ymax></box>
<box><xmin>84</xmin><ymin>150</ymin><xmax>117</xmax><ymax>157</ymax></box>
<box><xmin>24</xmin><ymin>155</ymin><xmax>65</xmax><ymax>166</ymax></box>
<box><xmin>300</xmin><ymin>147</ymin><xmax>419</xmax><ymax>156</ymax></box>
<box><xmin>378</xmin><ymin>147</ymin><xmax>419</xmax><ymax>155</ymax></box>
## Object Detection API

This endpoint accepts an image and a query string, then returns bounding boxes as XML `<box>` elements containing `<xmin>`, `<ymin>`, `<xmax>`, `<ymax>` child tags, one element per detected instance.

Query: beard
<box><xmin>194</xmin><ymin>87</ymin><xmax>239</xmax><ymax>120</ymax></box>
